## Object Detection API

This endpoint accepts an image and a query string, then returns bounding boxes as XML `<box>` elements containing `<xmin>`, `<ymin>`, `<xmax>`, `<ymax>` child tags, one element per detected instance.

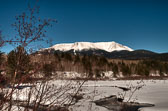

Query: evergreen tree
<box><xmin>64</xmin><ymin>53</ymin><xmax>72</xmax><ymax>61</ymax></box>
<box><xmin>95</xmin><ymin>68</ymin><xmax>101</xmax><ymax>78</ymax></box>
<box><xmin>81</xmin><ymin>55</ymin><xmax>92</xmax><ymax>76</ymax></box>
<box><xmin>120</xmin><ymin>62</ymin><xmax>131</xmax><ymax>76</ymax></box>
<box><xmin>98</xmin><ymin>56</ymin><xmax>108</xmax><ymax>67</ymax></box>
<box><xmin>54</xmin><ymin>51</ymin><xmax>61</xmax><ymax>62</ymax></box>
<box><xmin>0</xmin><ymin>51</ymin><xmax>4</xmax><ymax>65</ymax></box>
<box><xmin>82</xmin><ymin>55</ymin><xmax>87</xmax><ymax>66</ymax></box>
<box><xmin>112</xmin><ymin>64</ymin><xmax>119</xmax><ymax>77</ymax></box>
<box><xmin>43</xmin><ymin>63</ymin><xmax>54</xmax><ymax>77</ymax></box>
<box><xmin>7</xmin><ymin>46</ymin><xmax>31</xmax><ymax>79</ymax></box>
<box><xmin>135</xmin><ymin>61</ymin><xmax>150</xmax><ymax>76</ymax></box>
<box><xmin>74</xmin><ymin>54</ymin><xmax>80</xmax><ymax>64</ymax></box>
<box><xmin>165</xmin><ymin>63</ymin><xmax>168</xmax><ymax>74</ymax></box>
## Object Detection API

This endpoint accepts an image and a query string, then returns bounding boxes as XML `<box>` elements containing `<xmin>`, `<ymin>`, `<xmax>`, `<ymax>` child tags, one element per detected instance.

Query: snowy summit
<box><xmin>47</xmin><ymin>41</ymin><xmax>133</xmax><ymax>52</ymax></box>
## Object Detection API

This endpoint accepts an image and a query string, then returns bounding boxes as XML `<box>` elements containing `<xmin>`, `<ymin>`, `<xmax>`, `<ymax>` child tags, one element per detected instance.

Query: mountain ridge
<box><xmin>38</xmin><ymin>42</ymin><xmax>168</xmax><ymax>61</ymax></box>
<box><xmin>45</xmin><ymin>41</ymin><xmax>133</xmax><ymax>52</ymax></box>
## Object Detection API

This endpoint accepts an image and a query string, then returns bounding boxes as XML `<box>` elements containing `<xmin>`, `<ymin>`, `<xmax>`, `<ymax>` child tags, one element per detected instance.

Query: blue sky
<box><xmin>0</xmin><ymin>0</ymin><xmax>168</xmax><ymax>53</ymax></box>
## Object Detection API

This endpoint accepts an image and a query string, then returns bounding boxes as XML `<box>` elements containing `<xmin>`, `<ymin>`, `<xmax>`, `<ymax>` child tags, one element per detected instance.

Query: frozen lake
<box><xmin>72</xmin><ymin>79</ymin><xmax>168</xmax><ymax>111</ymax></box>
<box><xmin>7</xmin><ymin>79</ymin><xmax>168</xmax><ymax>111</ymax></box>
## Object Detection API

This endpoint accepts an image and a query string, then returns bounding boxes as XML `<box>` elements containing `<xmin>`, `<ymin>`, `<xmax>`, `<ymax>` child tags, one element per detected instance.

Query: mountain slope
<box><xmin>46</xmin><ymin>41</ymin><xmax>133</xmax><ymax>52</ymax></box>
<box><xmin>38</xmin><ymin>42</ymin><xmax>168</xmax><ymax>61</ymax></box>
<box><xmin>65</xmin><ymin>49</ymin><xmax>168</xmax><ymax>61</ymax></box>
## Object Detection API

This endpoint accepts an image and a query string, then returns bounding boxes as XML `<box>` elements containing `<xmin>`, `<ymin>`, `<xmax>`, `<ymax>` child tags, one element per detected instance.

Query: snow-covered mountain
<box><xmin>46</xmin><ymin>41</ymin><xmax>133</xmax><ymax>52</ymax></box>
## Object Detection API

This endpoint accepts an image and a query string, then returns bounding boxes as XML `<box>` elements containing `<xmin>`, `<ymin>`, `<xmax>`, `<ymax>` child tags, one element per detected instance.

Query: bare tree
<box><xmin>0</xmin><ymin>1</ymin><xmax>87</xmax><ymax>111</ymax></box>
<box><xmin>0</xmin><ymin>31</ymin><xmax>4</xmax><ymax>47</ymax></box>
<box><xmin>10</xmin><ymin>2</ymin><xmax>56</xmax><ymax>49</ymax></box>
<box><xmin>0</xmin><ymin>1</ymin><xmax>56</xmax><ymax>110</ymax></box>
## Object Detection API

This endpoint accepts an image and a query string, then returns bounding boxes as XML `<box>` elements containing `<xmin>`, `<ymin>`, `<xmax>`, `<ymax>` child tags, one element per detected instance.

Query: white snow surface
<box><xmin>72</xmin><ymin>80</ymin><xmax>168</xmax><ymax>111</ymax></box>
<box><xmin>9</xmin><ymin>80</ymin><xmax>168</xmax><ymax>111</ymax></box>
<box><xmin>46</xmin><ymin>41</ymin><xmax>133</xmax><ymax>52</ymax></box>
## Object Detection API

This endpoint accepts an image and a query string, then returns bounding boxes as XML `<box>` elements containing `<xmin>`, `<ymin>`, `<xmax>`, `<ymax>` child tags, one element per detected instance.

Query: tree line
<box><xmin>1</xmin><ymin>48</ymin><xmax>168</xmax><ymax>81</ymax></box>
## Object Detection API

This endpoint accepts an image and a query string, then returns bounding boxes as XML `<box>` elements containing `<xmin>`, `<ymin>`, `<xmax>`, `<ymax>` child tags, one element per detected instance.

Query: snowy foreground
<box><xmin>71</xmin><ymin>80</ymin><xmax>168</xmax><ymax>111</ymax></box>
<box><xmin>8</xmin><ymin>79</ymin><xmax>168</xmax><ymax>111</ymax></box>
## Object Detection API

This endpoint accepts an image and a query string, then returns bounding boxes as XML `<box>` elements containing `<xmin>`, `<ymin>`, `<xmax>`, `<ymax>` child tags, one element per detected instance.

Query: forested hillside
<box><xmin>1</xmin><ymin>48</ymin><xmax>168</xmax><ymax>80</ymax></box>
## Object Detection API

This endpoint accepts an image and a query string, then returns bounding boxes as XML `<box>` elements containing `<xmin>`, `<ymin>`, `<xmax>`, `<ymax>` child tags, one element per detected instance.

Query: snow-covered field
<box><xmin>5</xmin><ymin>79</ymin><xmax>168</xmax><ymax>111</ymax></box>
<box><xmin>72</xmin><ymin>80</ymin><xmax>168</xmax><ymax>111</ymax></box>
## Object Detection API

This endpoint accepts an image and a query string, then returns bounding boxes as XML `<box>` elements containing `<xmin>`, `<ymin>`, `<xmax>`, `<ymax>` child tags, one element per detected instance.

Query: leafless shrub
<box><xmin>1</xmin><ymin>79</ymin><xmax>86</xmax><ymax>111</ymax></box>
<box><xmin>0</xmin><ymin>1</ymin><xmax>85</xmax><ymax>111</ymax></box>
<box><xmin>117</xmin><ymin>80</ymin><xmax>145</xmax><ymax>102</ymax></box>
